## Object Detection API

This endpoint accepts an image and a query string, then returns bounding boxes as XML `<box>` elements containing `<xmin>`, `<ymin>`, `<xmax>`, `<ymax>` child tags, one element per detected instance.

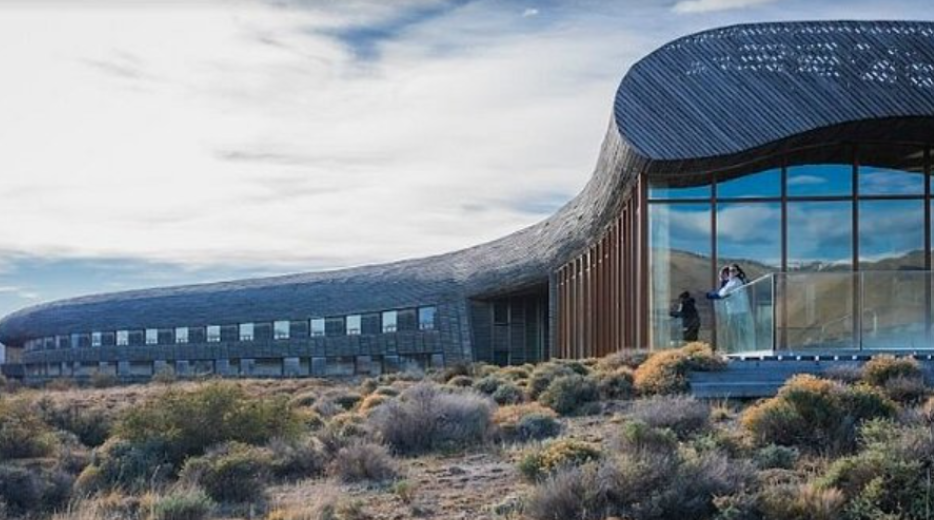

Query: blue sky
<box><xmin>0</xmin><ymin>0</ymin><xmax>932</xmax><ymax>320</ymax></box>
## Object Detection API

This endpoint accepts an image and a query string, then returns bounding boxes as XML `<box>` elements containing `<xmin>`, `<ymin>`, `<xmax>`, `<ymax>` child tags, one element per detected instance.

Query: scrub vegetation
<box><xmin>0</xmin><ymin>345</ymin><xmax>931</xmax><ymax>520</ymax></box>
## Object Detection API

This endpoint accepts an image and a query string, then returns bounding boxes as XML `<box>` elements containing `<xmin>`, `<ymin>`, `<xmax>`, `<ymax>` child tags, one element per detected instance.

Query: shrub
<box><xmin>84</xmin><ymin>437</ymin><xmax>171</xmax><ymax>492</ymax></box>
<box><xmin>518</xmin><ymin>439</ymin><xmax>601</xmax><ymax>482</ymax></box>
<box><xmin>492</xmin><ymin>382</ymin><xmax>524</xmax><ymax>405</ymax></box>
<box><xmin>90</xmin><ymin>372</ymin><xmax>118</xmax><ymax>389</ymax></box>
<box><xmin>316</xmin><ymin>412</ymin><xmax>368</xmax><ymax>456</ymax></box>
<box><xmin>528</xmin><ymin>364</ymin><xmax>577</xmax><ymax>400</ymax></box>
<box><xmin>538</xmin><ymin>375</ymin><xmax>599</xmax><ymax>415</ymax></box>
<box><xmin>358</xmin><ymin>394</ymin><xmax>390</xmax><ymax>415</ymax></box>
<box><xmin>0</xmin><ymin>463</ymin><xmax>73</xmax><ymax>515</ymax></box>
<box><xmin>824</xmin><ymin>364</ymin><xmax>863</xmax><ymax>384</ymax></box>
<box><xmin>289</xmin><ymin>390</ymin><xmax>318</xmax><ymax>408</ymax></box>
<box><xmin>523</xmin><ymin>464</ymin><xmax>600</xmax><ymax>520</ymax></box>
<box><xmin>758</xmin><ymin>483</ymin><xmax>845</xmax><ymax>520</ymax></box>
<box><xmin>597</xmin><ymin>367</ymin><xmax>635</xmax><ymax>400</ymax></box>
<box><xmin>613</xmin><ymin>420</ymin><xmax>678</xmax><ymax>456</ymax></box>
<box><xmin>46</xmin><ymin>378</ymin><xmax>77</xmax><ymax>391</ymax></box>
<box><xmin>447</xmin><ymin>375</ymin><xmax>474</xmax><ymax>388</ymax></box>
<box><xmin>152</xmin><ymin>366</ymin><xmax>177</xmax><ymax>385</ymax></box>
<box><xmin>0</xmin><ymin>398</ymin><xmax>57</xmax><ymax>459</ymax></box>
<box><xmin>368</xmin><ymin>383</ymin><xmax>493</xmax><ymax>455</ymax></box>
<box><xmin>152</xmin><ymin>488</ymin><xmax>215</xmax><ymax>520</ymax></box>
<box><xmin>754</xmin><ymin>445</ymin><xmax>799</xmax><ymax>470</ymax></box>
<box><xmin>117</xmin><ymin>382</ymin><xmax>301</xmax><ymax>466</ymax></box>
<box><xmin>493</xmin><ymin>403</ymin><xmax>559</xmax><ymax>442</ymax></box>
<box><xmin>37</xmin><ymin>400</ymin><xmax>112</xmax><ymax>448</ymax></box>
<box><xmin>473</xmin><ymin>375</ymin><xmax>506</xmax><ymax>396</ymax></box>
<box><xmin>634</xmin><ymin>343</ymin><xmax>724</xmax><ymax>396</ymax></box>
<box><xmin>331</xmin><ymin>391</ymin><xmax>363</xmax><ymax>411</ymax></box>
<box><xmin>629</xmin><ymin>395</ymin><xmax>710</xmax><ymax>439</ymax></box>
<box><xmin>374</xmin><ymin>386</ymin><xmax>401</xmax><ymax>397</ymax></box>
<box><xmin>595</xmin><ymin>351</ymin><xmax>649</xmax><ymax>373</ymax></box>
<box><xmin>883</xmin><ymin>375</ymin><xmax>927</xmax><ymax>404</ymax></box>
<box><xmin>499</xmin><ymin>366</ymin><xmax>531</xmax><ymax>381</ymax></box>
<box><xmin>179</xmin><ymin>442</ymin><xmax>271</xmax><ymax>503</ymax></box>
<box><xmin>741</xmin><ymin>375</ymin><xmax>896</xmax><ymax>454</ymax></box>
<box><xmin>266</xmin><ymin>437</ymin><xmax>326</xmax><ymax>481</ymax></box>
<box><xmin>328</xmin><ymin>441</ymin><xmax>397</xmax><ymax>483</ymax></box>
<box><xmin>862</xmin><ymin>355</ymin><xmax>922</xmax><ymax>387</ymax></box>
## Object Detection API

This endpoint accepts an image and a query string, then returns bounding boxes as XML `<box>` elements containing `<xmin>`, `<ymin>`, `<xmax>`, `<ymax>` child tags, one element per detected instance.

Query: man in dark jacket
<box><xmin>670</xmin><ymin>291</ymin><xmax>700</xmax><ymax>342</ymax></box>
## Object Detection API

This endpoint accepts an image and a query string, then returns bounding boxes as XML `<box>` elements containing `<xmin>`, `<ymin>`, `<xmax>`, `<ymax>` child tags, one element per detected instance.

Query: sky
<box><xmin>0</xmin><ymin>0</ymin><xmax>932</xmax><ymax>319</ymax></box>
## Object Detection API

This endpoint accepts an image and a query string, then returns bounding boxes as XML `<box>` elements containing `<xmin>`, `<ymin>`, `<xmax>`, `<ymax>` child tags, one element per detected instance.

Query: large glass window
<box><xmin>649</xmin><ymin>203</ymin><xmax>713</xmax><ymax>348</ymax></box>
<box><xmin>274</xmin><ymin>320</ymin><xmax>290</xmax><ymax>340</ymax></box>
<box><xmin>346</xmin><ymin>315</ymin><xmax>361</xmax><ymax>336</ymax></box>
<box><xmin>717</xmin><ymin>202</ymin><xmax>782</xmax><ymax>274</ymax></box>
<box><xmin>239</xmin><ymin>323</ymin><xmax>254</xmax><ymax>341</ymax></box>
<box><xmin>649</xmin><ymin>176</ymin><xmax>711</xmax><ymax>200</ymax></box>
<box><xmin>207</xmin><ymin>325</ymin><xmax>221</xmax><ymax>343</ymax></box>
<box><xmin>787</xmin><ymin>164</ymin><xmax>852</xmax><ymax>197</ymax></box>
<box><xmin>145</xmin><ymin>328</ymin><xmax>158</xmax><ymax>345</ymax></box>
<box><xmin>175</xmin><ymin>327</ymin><xmax>189</xmax><ymax>344</ymax></box>
<box><xmin>116</xmin><ymin>330</ymin><xmax>129</xmax><ymax>346</ymax></box>
<box><xmin>859</xmin><ymin>145</ymin><xmax>925</xmax><ymax>195</ymax></box>
<box><xmin>419</xmin><ymin>306</ymin><xmax>438</xmax><ymax>331</ymax></box>
<box><xmin>859</xmin><ymin>199</ymin><xmax>925</xmax><ymax>270</ymax></box>
<box><xmin>381</xmin><ymin>311</ymin><xmax>397</xmax><ymax>333</ymax></box>
<box><xmin>716</xmin><ymin>168</ymin><xmax>781</xmax><ymax>199</ymax></box>
<box><xmin>310</xmin><ymin>318</ymin><xmax>326</xmax><ymax>337</ymax></box>
<box><xmin>91</xmin><ymin>332</ymin><xmax>102</xmax><ymax>347</ymax></box>
<box><xmin>787</xmin><ymin>201</ymin><xmax>853</xmax><ymax>270</ymax></box>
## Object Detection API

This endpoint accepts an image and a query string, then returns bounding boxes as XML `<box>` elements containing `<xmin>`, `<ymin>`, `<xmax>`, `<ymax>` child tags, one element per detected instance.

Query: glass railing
<box><xmin>715</xmin><ymin>271</ymin><xmax>934</xmax><ymax>354</ymax></box>
<box><xmin>713</xmin><ymin>274</ymin><xmax>775</xmax><ymax>355</ymax></box>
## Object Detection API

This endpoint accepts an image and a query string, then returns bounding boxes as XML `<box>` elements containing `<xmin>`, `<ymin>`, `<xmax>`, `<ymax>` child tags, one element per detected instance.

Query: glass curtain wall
<box><xmin>648</xmin><ymin>142</ymin><xmax>931</xmax><ymax>352</ymax></box>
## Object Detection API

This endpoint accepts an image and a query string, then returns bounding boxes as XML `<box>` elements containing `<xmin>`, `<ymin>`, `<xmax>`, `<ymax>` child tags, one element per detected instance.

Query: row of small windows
<box><xmin>24</xmin><ymin>306</ymin><xmax>438</xmax><ymax>351</ymax></box>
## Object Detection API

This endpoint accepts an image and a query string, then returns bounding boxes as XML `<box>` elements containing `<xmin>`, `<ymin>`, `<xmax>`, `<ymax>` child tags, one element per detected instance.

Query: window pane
<box><xmin>274</xmin><ymin>320</ymin><xmax>290</xmax><ymax>340</ymax></box>
<box><xmin>787</xmin><ymin>164</ymin><xmax>852</xmax><ymax>197</ymax></box>
<box><xmin>648</xmin><ymin>174</ymin><xmax>711</xmax><ymax>200</ymax></box>
<box><xmin>859</xmin><ymin>144</ymin><xmax>925</xmax><ymax>195</ymax></box>
<box><xmin>71</xmin><ymin>333</ymin><xmax>81</xmax><ymax>349</ymax></box>
<box><xmin>325</xmin><ymin>317</ymin><xmax>346</xmax><ymax>337</ymax></box>
<box><xmin>787</xmin><ymin>201</ymin><xmax>852</xmax><ymax>270</ymax></box>
<box><xmin>859</xmin><ymin>199</ymin><xmax>925</xmax><ymax>269</ymax></box>
<box><xmin>310</xmin><ymin>318</ymin><xmax>326</xmax><ymax>337</ymax></box>
<box><xmin>116</xmin><ymin>330</ymin><xmax>129</xmax><ymax>346</ymax></box>
<box><xmin>175</xmin><ymin>327</ymin><xmax>189</xmax><ymax>344</ymax></box>
<box><xmin>145</xmin><ymin>328</ymin><xmax>158</xmax><ymax>345</ymax></box>
<box><xmin>716</xmin><ymin>168</ymin><xmax>781</xmax><ymax>199</ymax></box>
<box><xmin>346</xmin><ymin>315</ymin><xmax>361</xmax><ymax>335</ymax></box>
<box><xmin>362</xmin><ymin>314</ymin><xmax>381</xmax><ymax>335</ymax></box>
<box><xmin>381</xmin><ymin>311</ymin><xmax>397</xmax><ymax>333</ymax></box>
<box><xmin>91</xmin><ymin>332</ymin><xmax>102</xmax><ymax>347</ymax></box>
<box><xmin>649</xmin><ymin>203</ymin><xmax>713</xmax><ymax>348</ymax></box>
<box><xmin>397</xmin><ymin>309</ymin><xmax>417</xmax><ymax>332</ymax></box>
<box><xmin>239</xmin><ymin>323</ymin><xmax>254</xmax><ymax>341</ymax></box>
<box><xmin>207</xmin><ymin>325</ymin><xmax>221</xmax><ymax>343</ymax></box>
<box><xmin>717</xmin><ymin>202</ymin><xmax>781</xmax><ymax>274</ymax></box>
<box><xmin>419</xmin><ymin>306</ymin><xmax>437</xmax><ymax>331</ymax></box>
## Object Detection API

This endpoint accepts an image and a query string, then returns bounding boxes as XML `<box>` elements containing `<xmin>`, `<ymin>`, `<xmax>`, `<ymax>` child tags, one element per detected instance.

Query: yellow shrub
<box><xmin>862</xmin><ymin>355</ymin><xmax>922</xmax><ymax>387</ymax></box>
<box><xmin>634</xmin><ymin>343</ymin><xmax>723</xmax><ymax>395</ymax></box>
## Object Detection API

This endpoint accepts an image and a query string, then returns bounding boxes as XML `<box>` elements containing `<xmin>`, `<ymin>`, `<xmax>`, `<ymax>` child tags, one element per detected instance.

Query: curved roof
<box><xmin>6</xmin><ymin>20</ymin><xmax>934</xmax><ymax>343</ymax></box>
<box><xmin>616</xmin><ymin>21</ymin><xmax>934</xmax><ymax>161</ymax></box>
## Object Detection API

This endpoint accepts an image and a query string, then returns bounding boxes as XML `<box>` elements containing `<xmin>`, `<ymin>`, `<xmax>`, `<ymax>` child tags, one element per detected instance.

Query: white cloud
<box><xmin>672</xmin><ymin>0</ymin><xmax>780</xmax><ymax>13</ymax></box>
<box><xmin>522</xmin><ymin>8</ymin><xmax>539</xmax><ymax>17</ymax></box>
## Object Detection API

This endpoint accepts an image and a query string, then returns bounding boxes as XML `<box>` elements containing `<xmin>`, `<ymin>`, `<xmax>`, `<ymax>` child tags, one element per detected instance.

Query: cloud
<box><xmin>672</xmin><ymin>0</ymin><xmax>780</xmax><ymax>13</ymax></box>
<box><xmin>522</xmin><ymin>8</ymin><xmax>539</xmax><ymax>17</ymax></box>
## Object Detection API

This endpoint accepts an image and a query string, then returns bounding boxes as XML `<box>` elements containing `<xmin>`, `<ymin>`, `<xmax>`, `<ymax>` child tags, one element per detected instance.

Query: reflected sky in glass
<box><xmin>859</xmin><ymin>199</ymin><xmax>925</xmax><ymax>268</ymax></box>
<box><xmin>787</xmin><ymin>164</ymin><xmax>852</xmax><ymax>197</ymax></box>
<box><xmin>787</xmin><ymin>201</ymin><xmax>852</xmax><ymax>269</ymax></box>
<box><xmin>717</xmin><ymin>168</ymin><xmax>781</xmax><ymax>199</ymax></box>
<box><xmin>648</xmin><ymin>179</ymin><xmax>711</xmax><ymax>200</ymax></box>
<box><xmin>859</xmin><ymin>166</ymin><xmax>925</xmax><ymax>195</ymax></box>
<box><xmin>717</xmin><ymin>202</ymin><xmax>781</xmax><ymax>269</ymax></box>
<box><xmin>649</xmin><ymin>203</ymin><xmax>710</xmax><ymax>254</ymax></box>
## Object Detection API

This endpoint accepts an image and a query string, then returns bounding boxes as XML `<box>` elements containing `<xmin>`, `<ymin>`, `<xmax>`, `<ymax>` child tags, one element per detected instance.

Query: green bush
<box><xmin>266</xmin><ymin>437</ymin><xmax>327</xmax><ymax>481</ymax></box>
<box><xmin>862</xmin><ymin>355</ymin><xmax>922</xmax><ymax>387</ymax></box>
<box><xmin>327</xmin><ymin>441</ymin><xmax>397</xmax><ymax>483</ymax></box>
<box><xmin>516</xmin><ymin>413</ymin><xmax>561</xmax><ymax>442</ymax></box>
<box><xmin>447</xmin><ymin>375</ymin><xmax>474</xmax><ymax>388</ymax></box>
<box><xmin>634</xmin><ymin>343</ymin><xmax>724</xmax><ymax>396</ymax></box>
<box><xmin>368</xmin><ymin>383</ymin><xmax>493</xmax><ymax>455</ymax></box>
<box><xmin>0</xmin><ymin>398</ymin><xmax>57</xmax><ymax>459</ymax></box>
<box><xmin>528</xmin><ymin>363</ymin><xmax>577</xmax><ymax>400</ymax></box>
<box><xmin>597</xmin><ymin>367</ymin><xmax>635</xmax><ymax>400</ymax></box>
<box><xmin>83</xmin><ymin>437</ymin><xmax>171</xmax><ymax>492</ymax></box>
<box><xmin>492</xmin><ymin>382</ymin><xmax>524</xmax><ymax>405</ymax></box>
<box><xmin>538</xmin><ymin>375</ymin><xmax>599</xmax><ymax>415</ymax></box>
<box><xmin>36</xmin><ymin>399</ymin><xmax>112</xmax><ymax>448</ymax></box>
<box><xmin>753</xmin><ymin>445</ymin><xmax>799</xmax><ymax>470</ymax></box>
<box><xmin>0</xmin><ymin>463</ymin><xmax>73</xmax><ymax>516</ymax></box>
<box><xmin>595</xmin><ymin>351</ymin><xmax>649</xmax><ymax>373</ymax></box>
<box><xmin>152</xmin><ymin>488</ymin><xmax>215</xmax><ymax>520</ymax></box>
<box><xmin>473</xmin><ymin>375</ymin><xmax>506</xmax><ymax>396</ymax></box>
<box><xmin>518</xmin><ymin>439</ymin><xmax>602</xmax><ymax>482</ymax></box>
<box><xmin>613</xmin><ymin>420</ymin><xmax>678</xmax><ymax>456</ymax></box>
<box><xmin>179</xmin><ymin>442</ymin><xmax>271</xmax><ymax>503</ymax></box>
<box><xmin>757</xmin><ymin>483</ymin><xmax>845</xmax><ymax>520</ymax></box>
<box><xmin>741</xmin><ymin>375</ymin><xmax>896</xmax><ymax>454</ymax></box>
<box><xmin>116</xmin><ymin>382</ymin><xmax>301</xmax><ymax>466</ymax></box>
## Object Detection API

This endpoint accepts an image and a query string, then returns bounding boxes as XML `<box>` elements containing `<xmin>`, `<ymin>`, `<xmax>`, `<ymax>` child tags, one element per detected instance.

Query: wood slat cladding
<box><xmin>556</xmin><ymin>179</ymin><xmax>646</xmax><ymax>357</ymax></box>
